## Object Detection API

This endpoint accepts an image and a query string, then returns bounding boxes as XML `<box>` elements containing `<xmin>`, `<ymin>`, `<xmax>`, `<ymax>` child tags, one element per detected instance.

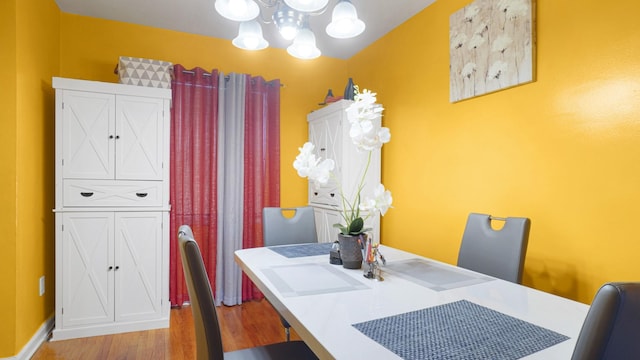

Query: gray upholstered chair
<box><xmin>262</xmin><ymin>207</ymin><xmax>318</xmax><ymax>341</ymax></box>
<box><xmin>177</xmin><ymin>225</ymin><xmax>318</xmax><ymax>360</ymax></box>
<box><xmin>457</xmin><ymin>213</ymin><xmax>531</xmax><ymax>284</ymax></box>
<box><xmin>571</xmin><ymin>282</ymin><xmax>640</xmax><ymax>360</ymax></box>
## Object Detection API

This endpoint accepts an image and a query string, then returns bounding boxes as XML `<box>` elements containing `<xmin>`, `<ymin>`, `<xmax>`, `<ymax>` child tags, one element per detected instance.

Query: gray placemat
<box><xmin>384</xmin><ymin>258</ymin><xmax>494</xmax><ymax>291</ymax></box>
<box><xmin>268</xmin><ymin>242</ymin><xmax>333</xmax><ymax>258</ymax></box>
<box><xmin>353</xmin><ymin>300</ymin><xmax>570</xmax><ymax>360</ymax></box>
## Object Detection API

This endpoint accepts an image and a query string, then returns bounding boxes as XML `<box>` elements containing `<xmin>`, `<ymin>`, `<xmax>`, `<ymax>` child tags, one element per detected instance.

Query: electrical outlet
<box><xmin>39</xmin><ymin>276</ymin><xmax>45</xmax><ymax>296</ymax></box>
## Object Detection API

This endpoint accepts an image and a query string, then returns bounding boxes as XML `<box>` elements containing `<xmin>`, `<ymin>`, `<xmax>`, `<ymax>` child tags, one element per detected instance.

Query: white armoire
<box><xmin>307</xmin><ymin>100</ymin><xmax>381</xmax><ymax>244</ymax></box>
<box><xmin>51</xmin><ymin>77</ymin><xmax>171</xmax><ymax>340</ymax></box>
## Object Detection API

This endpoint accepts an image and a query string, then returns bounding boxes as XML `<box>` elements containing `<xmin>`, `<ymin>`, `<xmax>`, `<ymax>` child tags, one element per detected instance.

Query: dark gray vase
<box><xmin>343</xmin><ymin>77</ymin><xmax>355</xmax><ymax>100</ymax></box>
<box><xmin>338</xmin><ymin>233</ymin><xmax>364</xmax><ymax>269</ymax></box>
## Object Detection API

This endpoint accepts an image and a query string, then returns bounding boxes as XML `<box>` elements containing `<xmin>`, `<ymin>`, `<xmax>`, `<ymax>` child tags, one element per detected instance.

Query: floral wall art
<box><xmin>449</xmin><ymin>0</ymin><xmax>535</xmax><ymax>102</ymax></box>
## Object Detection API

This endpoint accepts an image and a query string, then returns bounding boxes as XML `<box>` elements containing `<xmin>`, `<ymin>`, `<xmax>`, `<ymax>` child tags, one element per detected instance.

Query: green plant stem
<box><xmin>338</xmin><ymin>151</ymin><xmax>372</xmax><ymax>231</ymax></box>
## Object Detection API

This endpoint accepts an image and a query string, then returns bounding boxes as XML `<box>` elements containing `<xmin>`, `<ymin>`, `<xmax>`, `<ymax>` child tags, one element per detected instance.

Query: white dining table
<box><xmin>234</xmin><ymin>244</ymin><xmax>589</xmax><ymax>360</ymax></box>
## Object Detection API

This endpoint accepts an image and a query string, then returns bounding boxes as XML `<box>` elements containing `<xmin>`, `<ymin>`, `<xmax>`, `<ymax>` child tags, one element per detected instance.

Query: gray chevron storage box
<box><xmin>118</xmin><ymin>56</ymin><xmax>173</xmax><ymax>89</ymax></box>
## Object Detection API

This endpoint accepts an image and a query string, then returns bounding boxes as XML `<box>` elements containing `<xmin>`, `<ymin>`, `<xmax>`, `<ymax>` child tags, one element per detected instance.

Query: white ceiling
<box><xmin>54</xmin><ymin>0</ymin><xmax>436</xmax><ymax>59</ymax></box>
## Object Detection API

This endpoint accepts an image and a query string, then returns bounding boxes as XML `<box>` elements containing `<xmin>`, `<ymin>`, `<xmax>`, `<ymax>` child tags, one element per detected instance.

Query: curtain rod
<box><xmin>181</xmin><ymin>69</ymin><xmax>284</xmax><ymax>87</ymax></box>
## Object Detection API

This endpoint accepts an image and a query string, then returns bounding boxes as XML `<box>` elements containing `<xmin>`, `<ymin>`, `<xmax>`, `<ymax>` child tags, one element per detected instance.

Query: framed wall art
<box><xmin>449</xmin><ymin>0</ymin><xmax>535</xmax><ymax>102</ymax></box>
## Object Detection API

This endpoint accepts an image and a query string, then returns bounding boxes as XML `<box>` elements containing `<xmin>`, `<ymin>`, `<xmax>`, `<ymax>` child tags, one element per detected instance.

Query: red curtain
<box><xmin>169</xmin><ymin>65</ymin><xmax>219</xmax><ymax>305</ymax></box>
<box><xmin>170</xmin><ymin>66</ymin><xmax>281</xmax><ymax>305</ymax></box>
<box><xmin>241</xmin><ymin>76</ymin><xmax>281</xmax><ymax>301</ymax></box>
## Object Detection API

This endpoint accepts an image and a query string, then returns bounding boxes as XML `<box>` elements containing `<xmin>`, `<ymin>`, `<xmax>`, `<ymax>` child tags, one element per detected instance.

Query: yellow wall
<box><xmin>349</xmin><ymin>0</ymin><xmax>640</xmax><ymax>303</ymax></box>
<box><xmin>0</xmin><ymin>0</ymin><xmax>18</xmax><ymax>356</ymax></box>
<box><xmin>15</xmin><ymin>0</ymin><xmax>60</xmax><ymax>352</ymax></box>
<box><xmin>59</xmin><ymin>13</ymin><xmax>348</xmax><ymax>208</ymax></box>
<box><xmin>0</xmin><ymin>0</ymin><xmax>59</xmax><ymax>357</ymax></box>
<box><xmin>1</xmin><ymin>10</ymin><xmax>345</xmax><ymax>357</ymax></box>
<box><xmin>6</xmin><ymin>0</ymin><xmax>640</xmax><ymax>355</ymax></box>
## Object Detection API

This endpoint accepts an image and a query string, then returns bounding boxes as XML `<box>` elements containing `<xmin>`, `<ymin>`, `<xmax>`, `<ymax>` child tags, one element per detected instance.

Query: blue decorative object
<box><xmin>343</xmin><ymin>77</ymin><xmax>355</xmax><ymax>100</ymax></box>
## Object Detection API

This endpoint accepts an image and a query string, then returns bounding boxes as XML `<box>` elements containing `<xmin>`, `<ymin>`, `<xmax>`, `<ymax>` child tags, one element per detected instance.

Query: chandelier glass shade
<box><xmin>325</xmin><ymin>0</ymin><xmax>364</xmax><ymax>39</ymax></box>
<box><xmin>214</xmin><ymin>0</ymin><xmax>365</xmax><ymax>59</ymax></box>
<box><xmin>232</xmin><ymin>20</ymin><xmax>269</xmax><ymax>50</ymax></box>
<box><xmin>284</xmin><ymin>0</ymin><xmax>329</xmax><ymax>12</ymax></box>
<box><xmin>215</xmin><ymin>0</ymin><xmax>260</xmax><ymax>21</ymax></box>
<box><xmin>287</xmin><ymin>27</ymin><xmax>321</xmax><ymax>59</ymax></box>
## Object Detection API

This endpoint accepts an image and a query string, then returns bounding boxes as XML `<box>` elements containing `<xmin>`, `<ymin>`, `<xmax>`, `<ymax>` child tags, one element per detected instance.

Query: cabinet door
<box><xmin>61</xmin><ymin>212</ymin><xmax>115</xmax><ymax>328</ymax></box>
<box><xmin>313</xmin><ymin>207</ymin><xmax>343</xmax><ymax>243</ymax></box>
<box><xmin>308</xmin><ymin>115</ymin><xmax>341</xmax><ymax>206</ymax></box>
<box><xmin>62</xmin><ymin>90</ymin><xmax>115</xmax><ymax>179</ymax></box>
<box><xmin>116</xmin><ymin>96</ymin><xmax>165</xmax><ymax>180</ymax></box>
<box><xmin>114</xmin><ymin>212</ymin><xmax>163</xmax><ymax>322</ymax></box>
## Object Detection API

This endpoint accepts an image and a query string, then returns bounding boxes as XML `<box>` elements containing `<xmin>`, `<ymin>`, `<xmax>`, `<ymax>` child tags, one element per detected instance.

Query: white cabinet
<box><xmin>52</xmin><ymin>77</ymin><xmax>171</xmax><ymax>340</ymax></box>
<box><xmin>61</xmin><ymin>90</ymin><xmax>165</xmax><ymax>180</ymax></box>
<box><xmin>307</xmin><ymin>100</ymin><xmax>381</xmax><ymax>243</ymax></box>
<box><xmin>61</xmin><ymin>212</ymin><xmax>164</xmax><ymax>328</ymax></box>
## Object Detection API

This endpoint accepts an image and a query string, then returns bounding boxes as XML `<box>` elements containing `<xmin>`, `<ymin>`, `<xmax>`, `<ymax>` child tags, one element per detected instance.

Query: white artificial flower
<box><xmin>309</xmin><ymin>158</ymin><xmax>335</xmax><ymax>187</ymax></box>
<box><xmin>293</xmin><ymin>142</ymin><xmax>335</xmax><ymax>187</ymax></box>
<box><xmin>349</xmin><ymin>122</ymin><xmax>390</xmax><ymax>151</ymax></box>
<box><xmin>346</xmin><ymin>90</ymin><xmax>390</xmax><ymax>151</ymax></box>
<box><xmin>359</xmin><ymin>184</ymin><xmax>393</xmax><ymax>216</ymax></box>
<box><xmin>293</xmin><ymin>142</ymin><xmax>319</xmax><ymax>178</ymax></box>
<box><xmin>294</xmin><ymin>86</ymin><xmax>393</xmax><ymax>235</ymax></box>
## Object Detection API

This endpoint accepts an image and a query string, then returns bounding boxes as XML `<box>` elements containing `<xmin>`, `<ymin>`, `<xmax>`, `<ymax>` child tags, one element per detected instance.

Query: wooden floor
<box><xmin>32</xmin><ymin>299</ymin><xmax>301</xmax><ymax>359</ymax></box>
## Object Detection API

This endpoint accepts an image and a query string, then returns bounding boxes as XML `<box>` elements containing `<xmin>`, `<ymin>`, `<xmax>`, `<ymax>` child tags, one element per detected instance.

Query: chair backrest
<box><xmin>457</xmin><ymin>213</ymin><xmax>531</xmax><ymax>284</ymax></box>
<box><xmin>571</xmin><ymin>282</ymin><xmax>640</xmax><ymax>360</ymax></box>
<box><xmin>263</xmin><ymin>207</ymin><xmax>318</xmax><ymax>247</ymax></box>
<box><xmin>178</xmin><ymin>225</ymin><xmax>224</xmax><ymax>360</ymax></box>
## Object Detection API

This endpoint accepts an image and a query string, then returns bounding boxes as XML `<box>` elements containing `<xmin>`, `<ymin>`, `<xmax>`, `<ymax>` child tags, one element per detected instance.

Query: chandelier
<box><xmin>214</xmin><ymin>0</ymin><xmax>365</xmax><ymax>60</ymax></box>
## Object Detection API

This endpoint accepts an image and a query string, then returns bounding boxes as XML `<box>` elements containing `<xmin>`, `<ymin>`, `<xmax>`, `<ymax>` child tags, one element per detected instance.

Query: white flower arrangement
<box><xmin>294</xmin><ymin>86</ymin><xmax>393</xmax><ymax>235</ymax></box>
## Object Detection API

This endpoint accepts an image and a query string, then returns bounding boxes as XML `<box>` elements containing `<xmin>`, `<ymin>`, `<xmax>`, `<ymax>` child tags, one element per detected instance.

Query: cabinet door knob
<box><xmin>109</xmin><ymin>135</ymin><xmax>114</xmax><ymax>139</ymax></box>
<box><xmin>115</xmin><ymin>266</ymin><xmax>120</xmax><ymax>270</ymax></box>
<box><xmin>320</xmin><ymin>148</ymin><xmax>326</xmax><ymax>152</ymax></box>
<box><xmin>330</xmin><ymin>193</ymin><xmax>335</xmax><ymax>197</ymax></box>
<box><xmin>80</xmin><ymin>192</ymin><xmax>94</xmax><ymax>197</ymax></box>
<box><xmin>136</xmin><ymin>193</ymin><xmax>148</xmax><ymax>198</ymax></box>
<box><xmin>108</xmin><ymin>266</ymin><xmax>113</xmax><ymax>271</ymax></box>
<box><xmin>314</xmin><ymin>192</ymin><xmax>318</xmax><ymax>196</ymax></box>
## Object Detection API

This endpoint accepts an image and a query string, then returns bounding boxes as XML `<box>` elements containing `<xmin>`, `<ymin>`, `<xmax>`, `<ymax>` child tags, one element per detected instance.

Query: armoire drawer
<box><xmin>63</xmin><ymin>180</ymin><xmax>163</xmax><ymax>207</ymax></box>
<box><xmin>309</xmin><ymin>185</ymin><xmax>340</xmax><ymax>207</ymax></box>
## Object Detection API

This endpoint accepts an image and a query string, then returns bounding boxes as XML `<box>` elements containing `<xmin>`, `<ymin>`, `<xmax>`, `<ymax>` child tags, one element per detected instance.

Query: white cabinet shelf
<box><xmin>52</xmin><ymin>78</ymin><xmax>171</xmax><ymax>340</ymax></box>
<box><xmin>307</xmin><ymin>100</ymin><xmax>381</xmax><ymax>243</ymax></box>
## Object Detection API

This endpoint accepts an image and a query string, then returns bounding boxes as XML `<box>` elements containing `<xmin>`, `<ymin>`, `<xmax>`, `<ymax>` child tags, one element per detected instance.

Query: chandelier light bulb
<box><xmin>273</xmin><ymin>3</ymin><xmax>304</xmax><ymax>41</ymax></box>
<box><xmin>279</xmin><ymin>24</ymin><xmax>299</xmax><ymax>41</ymax></box>
<box><xmin>326</xmin><ymin>0</ymin><xmax>365</xmax><ymax>39</ymax></box>
<box><xmin>215</xmin><ymin>0</ymin><xmax>259</xmax><ymax>22</ymax></box>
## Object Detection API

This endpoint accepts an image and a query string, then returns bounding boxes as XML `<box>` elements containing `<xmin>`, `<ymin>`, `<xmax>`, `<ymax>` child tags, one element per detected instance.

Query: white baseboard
<box><xmin>1</xmin><ymin>315</ymin><xmax>54</xmax><ymax>360</ymax></box>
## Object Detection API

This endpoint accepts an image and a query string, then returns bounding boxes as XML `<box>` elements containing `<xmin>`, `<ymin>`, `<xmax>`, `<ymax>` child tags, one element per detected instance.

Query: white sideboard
<box><xmin>52</xmin><ymin>77</ymin><xmax>171</xmax><ymax>340</ymax></box>
<box><xmin>307</xmin><ymin>100</ymin><xmax>381</xmax><ymax>243</ymax></box>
